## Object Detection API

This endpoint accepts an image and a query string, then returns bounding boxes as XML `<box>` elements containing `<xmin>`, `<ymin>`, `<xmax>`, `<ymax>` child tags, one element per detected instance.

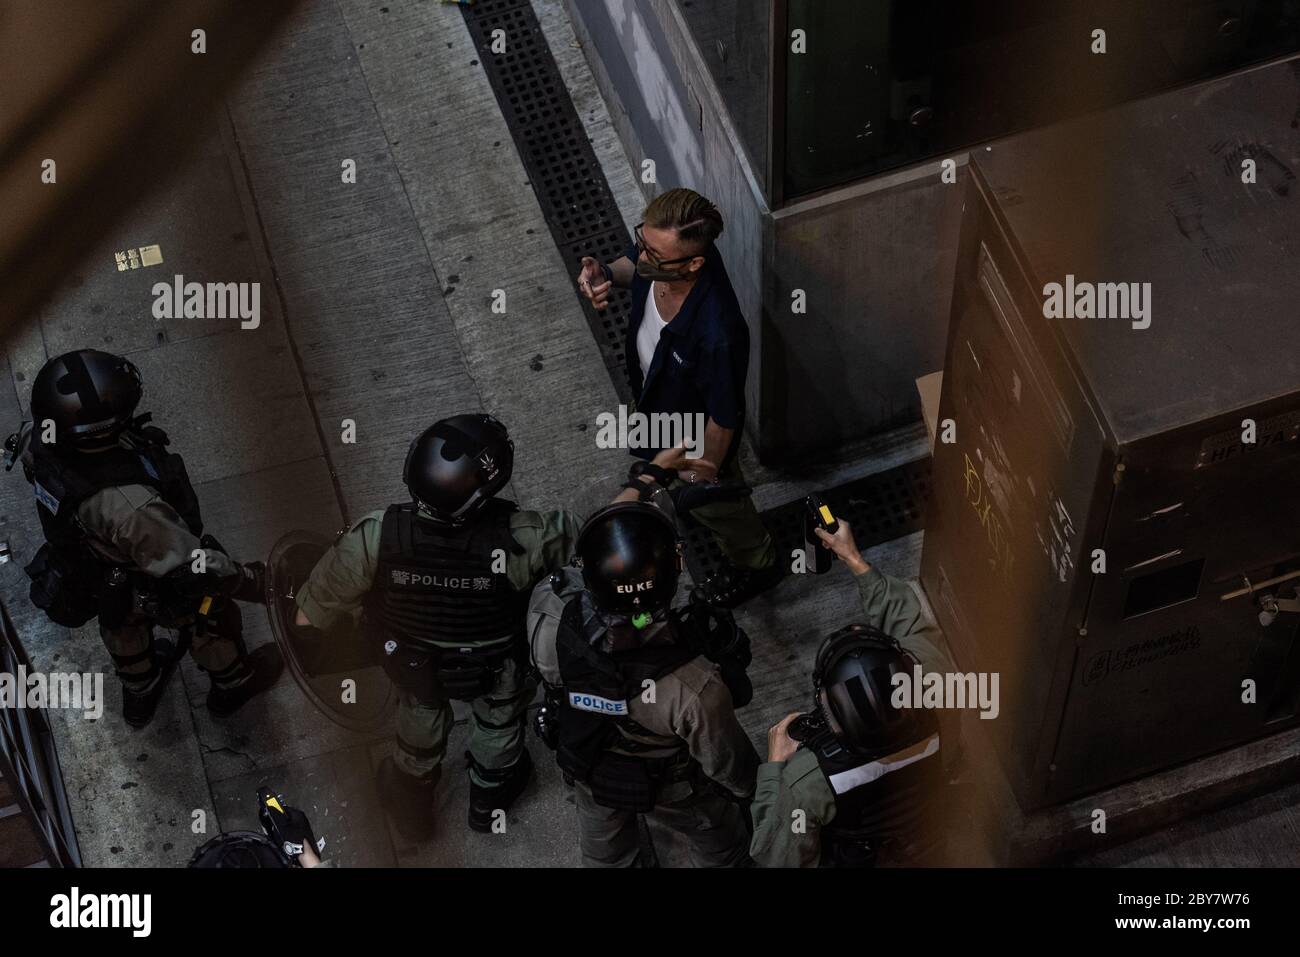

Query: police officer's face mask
<box><xmin>599</xmin><ymin>607</ymin><xmax>663</xmax><ymax>647</ymax></box>
<box><xmin>601</xmin><ymin>609</ymin><xmax>651</xmax><ymax>629</ymax></box>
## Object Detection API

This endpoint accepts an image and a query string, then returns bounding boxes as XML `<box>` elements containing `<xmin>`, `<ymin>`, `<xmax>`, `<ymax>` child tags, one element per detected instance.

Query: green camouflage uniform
<box><xmin>749</xmin><ymin>567</ymin><xmax>959</xmax><ymax>867</ymax></box>
<box><xmin>533</xmin><ymin>608</ymin><xmax>759</xmax><ymax>867</ymax></box>
<box><xmin>78</xmin><ymin>483</ymin><xmax>245</xmax><ymax>690</ymax></box>
<box><xmin>297</xmin><ymin>506</ymin><xmax>577</xmax><ymax>788</ymax></box>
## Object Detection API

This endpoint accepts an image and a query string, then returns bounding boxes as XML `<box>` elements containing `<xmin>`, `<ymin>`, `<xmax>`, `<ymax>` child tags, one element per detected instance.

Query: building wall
<box><xmin>761</xmin><ymin>164</ymin><xmax>965</xmax><ymax>457</ymax></box>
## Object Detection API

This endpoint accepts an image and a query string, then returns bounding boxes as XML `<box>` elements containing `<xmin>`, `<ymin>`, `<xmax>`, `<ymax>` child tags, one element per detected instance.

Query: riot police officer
<box><xmin>292</xmin><ymin>414</ymin><xmax>579</xmax><ymax>838</ymax></box>
<box><xmin>750</xmin><ymin>626</ymin><xmax>946</xmax><ymax>867</ymax></box>
<box><xmin>9</xmin><ymin>350</ymin><xmax>280</xmax><ymax>729</ymax></box>
<box><xmin>531</xmin><ymin>495</ymin><xmax>758</xmax><ymax>867</ymax></box>
<box><xmin>748</xmin><ymin>518</ymin><xmax>961</xmax><ymax>867</ymax></box>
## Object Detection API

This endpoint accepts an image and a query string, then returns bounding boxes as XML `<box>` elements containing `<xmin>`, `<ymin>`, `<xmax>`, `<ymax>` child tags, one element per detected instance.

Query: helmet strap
<box><xmin>412</xmin><ymin>498</ymin><xmax>458</xmax><ymax>525</ymax></box>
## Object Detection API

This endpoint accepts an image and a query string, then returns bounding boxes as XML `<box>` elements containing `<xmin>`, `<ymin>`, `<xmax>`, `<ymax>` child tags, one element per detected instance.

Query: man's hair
<box><xmin>643</xmin><ymin>187</ymin><xmax>724</xmax><ymax>253</ymax></box>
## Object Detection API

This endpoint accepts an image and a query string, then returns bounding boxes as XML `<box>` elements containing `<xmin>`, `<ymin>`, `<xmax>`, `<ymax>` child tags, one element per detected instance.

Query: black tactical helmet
<box><xmin>30</xmin><ymin>349</ymin><xmax>142</xmax><ymax>448</ymax></box>
<box><xmin>403</xmin><ymin>414</ymin><xmax>513</xmax><ymax>523</ymax></box>
<box><xmin>812</xmin><ymin>624</ymin><xmax>928</xmax><ymax>754</ymax></box>
<box><xmin>188</xmin><ymin>831</ymin><xmax>291</xmax><ymax>868</ymax></box>
<box><xmin>577</xmin><ymin>502</ymin><xmax>680</xmax><ymax>617</ymax></box>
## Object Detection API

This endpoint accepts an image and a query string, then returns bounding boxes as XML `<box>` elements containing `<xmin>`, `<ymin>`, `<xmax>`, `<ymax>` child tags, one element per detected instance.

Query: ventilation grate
<box><xmin>682</xmin><ymin>457</ymin><xmax>932</xmax><ymax>583</ymax></box>
<box><xmin>462</xmin><ymin>0</ymin><xmax>634</xmax><ymax>399</ymax></box>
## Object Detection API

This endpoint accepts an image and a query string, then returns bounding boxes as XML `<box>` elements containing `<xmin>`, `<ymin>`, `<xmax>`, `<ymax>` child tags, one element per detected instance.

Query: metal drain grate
<box><xmin>462</xmin><ymin>0</ymin><xmax>634</xmax><ymax>400</ymax></box>
<box><xmin>464</xmin><ymin>0</ymin><xmax>932</xmax><ymax>579</ymax></box>
<box><xmin>682</xmin><ymin>458</ymin><xmax>933</xmax><ymax>583</ymax></box>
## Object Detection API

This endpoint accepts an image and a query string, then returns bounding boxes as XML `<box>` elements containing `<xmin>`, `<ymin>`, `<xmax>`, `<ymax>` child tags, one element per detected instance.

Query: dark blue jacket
<box><xmin>622</xmin><ymin>242</ymin><xmax>750</xmax><ymax>463</ymax></box>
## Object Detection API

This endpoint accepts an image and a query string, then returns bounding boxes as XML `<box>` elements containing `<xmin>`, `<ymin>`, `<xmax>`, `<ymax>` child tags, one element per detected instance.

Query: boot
<box><xmin>121</xmin><ymin>637</ymin><xmax>181</xmax><ymax>729</ymax></box>
<box><xmin>377</xmin><ymin>756</ymin><xmax>439</xmax><ymax>842</ymax></box>
<box><xmin>468</xmin><ymin>749</ymin><xmax>533</xmax><ymax>833</ymax></box>
<box><xmin>206</xmin><ymin>643</ymin><xmax>283</xmax><ymax>717</ymax></box>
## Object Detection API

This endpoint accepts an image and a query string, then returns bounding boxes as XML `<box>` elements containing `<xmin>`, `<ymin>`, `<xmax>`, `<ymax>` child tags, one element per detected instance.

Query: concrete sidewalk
<box><xmin>5</xmin><ymin>0</ymin><xmax>1288</xmax><ymax>870</ymax></box>
<box><xmin>0</xmin><ymin>0</ymin><xmax>677</xmax><ymax>867</ymax></box>
<box><xmin>0</xmin><ymin>0</ymin><xmax>901</xmax><ymax>868</ymax></box>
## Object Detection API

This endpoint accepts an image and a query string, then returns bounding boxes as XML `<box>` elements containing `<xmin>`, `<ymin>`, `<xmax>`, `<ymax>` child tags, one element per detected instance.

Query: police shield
<box><xmin>265</xmin><ymin>530</ymin><xmax>394</xmax><ymax>732</ymax></box>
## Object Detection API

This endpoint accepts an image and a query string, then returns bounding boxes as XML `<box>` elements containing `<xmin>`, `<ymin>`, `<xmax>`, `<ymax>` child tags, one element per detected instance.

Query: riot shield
<box><xmin>265</xmin><ymin>530</ymin><xmax>394</xmax><ymax>732</ymax></box>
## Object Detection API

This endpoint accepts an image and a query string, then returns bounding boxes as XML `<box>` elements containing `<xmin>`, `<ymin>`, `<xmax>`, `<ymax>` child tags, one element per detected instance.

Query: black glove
<box><xmin>670</xmin><ymin>480</ymin><xmax>752</xmax><ymax>516</ymax></box>
<box><xmin>162</xmin><ymin>562</ymin><xmax>231</xmax><ymax>624</ymax></box>
<box><xmin>231</xmin><ymin>561</ymin><xmax>266</xmax><ymax>605</ymax></box>
<box><xmin>628</xmin><ymin>460</ymin><xmax>677</xmax><ymax>487</ymax></box>
<box><xmin>168</xmin><ymin>534</ymin><xmax>247</xmax><ymax>614</ymax></box>
<box><xmin>257</xmin><ymin>787</ymin><xmax>324</xmax><ymax>865</ymax></box>
<box><xmin>197</xmin><ymin>535</ymin><xmax>264</xmax><ymax>604</ymax></box>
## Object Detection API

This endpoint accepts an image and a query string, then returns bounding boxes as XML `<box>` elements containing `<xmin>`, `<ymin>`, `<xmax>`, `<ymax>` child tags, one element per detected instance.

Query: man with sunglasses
<box><xmin>575</xmin><ymin>187</ymin><xmax>779</xmax><ymax>609</ymax></box>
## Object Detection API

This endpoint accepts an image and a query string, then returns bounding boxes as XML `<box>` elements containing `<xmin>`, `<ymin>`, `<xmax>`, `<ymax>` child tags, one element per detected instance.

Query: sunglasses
<box><xmin>634</xmin><ymin>223</ymin><xmax>699</xmax><ymax>269</ymax></box>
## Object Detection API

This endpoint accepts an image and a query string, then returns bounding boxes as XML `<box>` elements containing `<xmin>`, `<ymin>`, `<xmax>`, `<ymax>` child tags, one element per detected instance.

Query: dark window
<box><xmin>1123</xmin><ymin>558</ymin><xmax>1205</xmax><ymax>618</ymax></box>
<box><xmin>780</xmin><ymin>0</ymin><xmax>1300</xmax><ymax>199</ymax></box>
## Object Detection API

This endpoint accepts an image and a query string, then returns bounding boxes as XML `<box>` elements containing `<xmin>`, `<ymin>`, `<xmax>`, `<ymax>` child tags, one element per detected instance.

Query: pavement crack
<box><xmin>197</xmin><ymin>739</ymin><xmax>260</xmax><ymax>770</ymax></box>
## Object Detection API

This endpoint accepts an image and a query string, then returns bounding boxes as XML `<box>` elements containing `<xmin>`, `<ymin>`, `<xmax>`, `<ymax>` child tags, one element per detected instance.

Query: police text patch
<box><xmin>388</xmin><ymin>569</ymin><xmax>494</xmax><ymax>590</ymax></box>
<box><xmin>34</xmin><ymin>481</ymin><xmax>60</xmax><ymax>515</ymax></box>
<box><xmin>568</xmin><ymin>692</ymin><xmax>628</xmax><ymax>715</ymax></box>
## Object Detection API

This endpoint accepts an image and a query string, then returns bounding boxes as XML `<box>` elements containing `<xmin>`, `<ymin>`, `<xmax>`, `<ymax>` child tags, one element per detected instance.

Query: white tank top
<box><xmin>636</xmin><ymin>285</ymin><xmax>671</xmax><ymax>379</ymax></box>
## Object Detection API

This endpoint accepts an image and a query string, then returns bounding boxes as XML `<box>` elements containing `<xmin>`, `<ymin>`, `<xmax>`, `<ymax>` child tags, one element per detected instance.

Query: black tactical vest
<box><xmin>554</xmin><ymin>594</ymin><xmax>702</xmax><ymax>810</ymax></box>
<box><xmin>368</xmin><ymin>499</ymin><xmax>527</xmax><ymax>652</ymax></box>
<box><xmin>807</xmin><ymin>716</ymin><xmax>943</xmax><ymax>867</ymax></box>
<box><xmin>28</xmin><ymin>419</ymin><xmax>203</xmax><ymax>555</ymax></box>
